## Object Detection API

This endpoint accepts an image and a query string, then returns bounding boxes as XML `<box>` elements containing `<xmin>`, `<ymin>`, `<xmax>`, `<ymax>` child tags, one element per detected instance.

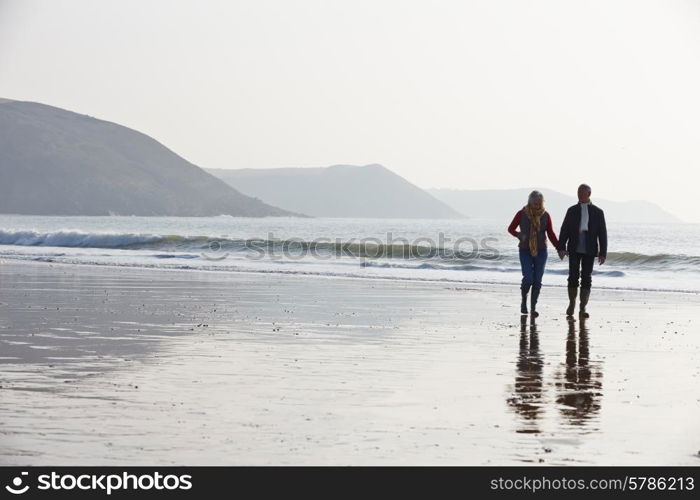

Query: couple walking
<box><xmin>507</xmin><ymin>184</ymin><xmax>608</xmax><ymax>318</ymax></box>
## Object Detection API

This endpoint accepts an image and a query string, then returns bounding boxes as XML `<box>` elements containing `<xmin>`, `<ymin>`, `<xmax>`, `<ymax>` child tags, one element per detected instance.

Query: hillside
<box><xmin>208</xmin><ymin>164</ymin><xmax>464</xmax><ymax>219</ymax></box>
<box><xmin>0</xmin><ymin>99</ymin><xmax>294</xmax><ymax>216</ymax></box>
<box><xmin>428</xmin><ymin>188</ymin><xmax>681</xmax><ymax>223</ymax></box>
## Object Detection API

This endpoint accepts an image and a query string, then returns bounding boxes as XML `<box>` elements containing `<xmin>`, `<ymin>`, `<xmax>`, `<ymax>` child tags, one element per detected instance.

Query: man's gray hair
<box><xmin>528</xmin><ymin>190</ymin><xmax>544</xmax><ymax>204</ymax></box>
<box><xmin>579</xmin><ymin>183</ymin><xmax>592</xmax><ymax>194</ymax></box>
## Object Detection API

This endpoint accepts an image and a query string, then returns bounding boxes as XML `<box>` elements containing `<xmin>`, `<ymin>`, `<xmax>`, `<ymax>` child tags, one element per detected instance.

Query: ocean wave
<box><xmin>151</xmin><ymin>253</ymin><xmax>201</xmax><ymax>259</ymax></box>
<box><xmin>605</xmin><ymin>251</ymin><xmax>700</xmax><ymax>267</ymax></box>
<box><xmin>0</xmin><ymin>229</ymin><xmax>489</xmax><ymax>259</ymax></box>
<box><xmin>1</xmin><ymin>230</ymin><xmax>698</xmax><ymax>273</ymax></box>
<box><xmin>2</xmin><ymin>254</ymin><xmax>697</xmax><ymax>294</ymax></box>
<box><xmin>360</xmin><ymin>260</ymin><xmax>625</xmax><ymax>276</ymax></box>
<box><xmin>361</xmin><ymin>260</ymin><xmax>516</xmax><ymax>272</ymax></box>
<box><xmin>0</xmin><ymin>229</ymin><xmax>171</xmax><ymax>249</ymax></box>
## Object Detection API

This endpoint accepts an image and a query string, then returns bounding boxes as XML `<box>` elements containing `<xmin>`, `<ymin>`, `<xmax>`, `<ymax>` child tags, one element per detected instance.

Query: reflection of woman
<box><xmin>508</xmin><ymin>191</ymin><xmax>559</xmax><ymax>316</ymax></box>
<box><xmin>507</xmin><ymin>316</ymin><xmax>545</xmax><ymax>434</ymax></box>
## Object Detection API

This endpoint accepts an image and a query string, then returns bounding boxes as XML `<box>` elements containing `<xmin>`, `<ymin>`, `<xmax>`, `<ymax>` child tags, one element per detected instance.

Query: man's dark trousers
<box><xmin>569</xmin><ymin>251</ymin><xmax>594</xmax><ymax>289</ymax></box>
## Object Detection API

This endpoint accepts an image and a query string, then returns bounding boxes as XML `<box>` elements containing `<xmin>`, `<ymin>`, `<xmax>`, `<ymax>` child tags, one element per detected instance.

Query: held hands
<box><xmin>555</xmin><ymin>251</ymin><xmax>605</xmax><ymax>264</ymax></box>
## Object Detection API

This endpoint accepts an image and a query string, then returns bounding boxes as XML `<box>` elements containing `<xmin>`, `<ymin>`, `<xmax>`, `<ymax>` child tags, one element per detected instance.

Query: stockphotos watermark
<box><xmin>200</xmin><ymin>232</ymin><xmax>501</xmax><ymax>262</ymax></box>
<box><xmin>4</xmin><ymin>470</ymin><xmax>192</xmax><ymax>495</ymax></box>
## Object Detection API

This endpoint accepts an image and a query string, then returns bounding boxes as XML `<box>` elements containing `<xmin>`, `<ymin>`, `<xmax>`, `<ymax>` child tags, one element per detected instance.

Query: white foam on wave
<box><xmin>0</xmin><ymin>229</ymin><xmax>162</xmax><ymax>248</ymax></box>
<box><xmin>1</xmin><ymin>243</ymin><xmax>699</xmax><ymax>294</ymax></box>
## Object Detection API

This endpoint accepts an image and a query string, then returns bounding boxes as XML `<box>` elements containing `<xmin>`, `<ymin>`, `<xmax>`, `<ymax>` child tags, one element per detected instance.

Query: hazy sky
<box><xmin>1</xmin><ymin>0</ymin><xmax>699</xmax><ymax>221</ymax></box>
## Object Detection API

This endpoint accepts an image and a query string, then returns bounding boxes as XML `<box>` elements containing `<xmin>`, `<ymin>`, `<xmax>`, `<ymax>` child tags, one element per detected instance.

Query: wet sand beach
<box><xmin>0</xmin><ymin>261</ymin><xmax>698</xmax><ymax>465</ymax></box>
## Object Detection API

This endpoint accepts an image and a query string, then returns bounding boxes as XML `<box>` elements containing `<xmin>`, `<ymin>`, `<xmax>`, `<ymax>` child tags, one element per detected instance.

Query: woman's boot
<box><xmin>579</xmin><ymin>287</ymin><xmax>591</xmax><ymax>318</ymax></box>
<box><xmin>566</xmin><ymin>286</ymin><xmax>577</xmax><ymax>316</ymax></box>
<box><xmin>521</xmin><ymin>284</ymin><xmax>530</xmax><ymax>314</ymax></box>
<box><xmin>530</xmin><ymin>285</ymin><xmax>541</xmax><ymax>317</ymax></box>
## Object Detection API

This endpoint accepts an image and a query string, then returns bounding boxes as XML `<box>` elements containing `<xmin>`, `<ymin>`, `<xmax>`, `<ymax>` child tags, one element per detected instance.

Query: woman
<box><xmin>507</xmin><ymin>190</ymin><xmax>559</xmax><ymax>317</ymax></box>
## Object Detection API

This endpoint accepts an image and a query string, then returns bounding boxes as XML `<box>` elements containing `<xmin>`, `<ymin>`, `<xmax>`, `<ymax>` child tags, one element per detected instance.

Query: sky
<box><xmin>1</xmin><ymin>0</ymin><xmax>699</xmax><ymax>221</ymax></box>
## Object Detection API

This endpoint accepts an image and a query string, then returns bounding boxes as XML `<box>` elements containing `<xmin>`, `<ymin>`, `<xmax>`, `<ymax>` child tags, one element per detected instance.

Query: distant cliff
<box><xmin>0</xmin><ymin>99</ymin><xmax>295</xmax><ymax>216</ymax></box>
<box><xmin>428</xmin><ymin>188</ymin><xmax>682</xmax><ymax>223</ymax></box>
<box><xmin>208</xmin><ymin>164</ymin><xmax>464</xmax><ymax>219</ymax></box>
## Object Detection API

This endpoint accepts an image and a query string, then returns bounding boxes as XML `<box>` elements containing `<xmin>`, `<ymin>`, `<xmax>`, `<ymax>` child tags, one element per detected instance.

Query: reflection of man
<box><xmin>555</xmin><ymin>318</ymin><xmax>603</xmax><ymax>426</ymax></box>
<box><xmin>557</xmin><ymin>184</ymin><xmax>608</xmax><ymax>317</ymax></box>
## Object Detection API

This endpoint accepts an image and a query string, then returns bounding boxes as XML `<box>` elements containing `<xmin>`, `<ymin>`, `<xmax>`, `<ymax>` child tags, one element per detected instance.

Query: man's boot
<box><xmin>579</xmin><ymin>287</ymin><xmax>591</xmax><ymax>318</ymax></box>
<box><xmin>530</xmin><ymin>285</ymin><xmax>541</xmax><ymax>318</ymax></box>
<box><xmin>521</xmin><ymin>284</ymin><xmax>530</xmax><ymax>315</ymax></box>
<box><xmin>566</xmin><ymin>286</ymin><xmax>577</xmax><ymax>316</ymax></box>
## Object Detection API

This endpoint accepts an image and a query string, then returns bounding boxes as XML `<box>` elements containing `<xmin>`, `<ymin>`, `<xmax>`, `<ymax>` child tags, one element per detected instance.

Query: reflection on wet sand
<box><xmin>555</xmin><ymin>317</ymin><xmax>603</xmax><ymax>428</ymax></box>
<box><xmin>3</xmin><ymin>262</ymin><xmax>698</xmax><ymax>465</ymax></box>
<box><xmin>508</xmin><ymin>316</ymin><xmax>605</xmax><ymax>438</ymax></box>
<box><xmin>508</xmin><ymin>316</ymin><xmax>545</xmax><ymax>434</ymax></box>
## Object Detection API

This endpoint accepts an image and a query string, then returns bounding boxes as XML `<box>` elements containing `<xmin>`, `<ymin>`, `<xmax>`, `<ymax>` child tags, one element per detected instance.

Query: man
<box><xmin>557</xmin><ymin>184</ymin><xmax>607</xmax><ymax>317</ymax></box>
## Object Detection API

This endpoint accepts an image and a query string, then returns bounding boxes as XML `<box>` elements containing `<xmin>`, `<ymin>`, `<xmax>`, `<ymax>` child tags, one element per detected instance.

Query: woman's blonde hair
<box><xmin>528</xmin><ymin>190</ymin><xmax>544</xmax><ymax>205</ymax></box>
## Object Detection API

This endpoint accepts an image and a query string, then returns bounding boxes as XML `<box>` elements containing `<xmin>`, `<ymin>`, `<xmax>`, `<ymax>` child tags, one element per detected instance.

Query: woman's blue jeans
<box><xmin>519</xmin><ymin>248</ymin><xmax>547</xmax><ymax>290</ymax></box>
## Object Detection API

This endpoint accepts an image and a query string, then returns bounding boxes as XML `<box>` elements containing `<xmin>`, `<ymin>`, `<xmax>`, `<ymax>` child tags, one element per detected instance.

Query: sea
<box><xmin>1</xmin><ymin>215</ymin><xmax>699</xmax><ymax>293</ymax></box>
